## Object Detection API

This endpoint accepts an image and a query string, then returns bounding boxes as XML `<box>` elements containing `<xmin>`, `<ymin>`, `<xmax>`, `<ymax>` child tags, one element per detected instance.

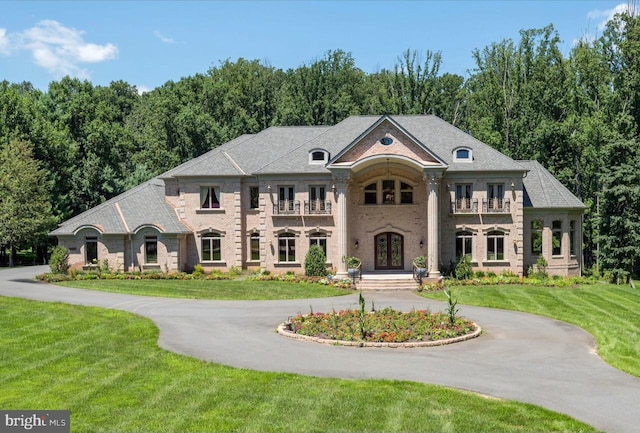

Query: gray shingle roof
<box><xmin>391</xmin><ymin>116</ymin><xmax>528</xmax><ymax>172</ymax></box>
<box><xmin>51</xmin><ymin>178</ymin><xmax>191</xmax><ymax>235</ymax></box>
<box><xmin>519</xmin><ymin>160</ymin><xmax>586</xmax><ymax>209</ymax></box>
<box><xmin>52</xmin><ymin>116</ymin><xmax>584</xmax><ymax>237</ymax></box>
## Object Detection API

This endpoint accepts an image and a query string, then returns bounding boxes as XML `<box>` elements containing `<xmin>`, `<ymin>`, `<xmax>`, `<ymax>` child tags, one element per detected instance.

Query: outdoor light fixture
<box><xmin>267</xmin><ymin>184</ymin><xmax>271</xmax><ymax>191</ymax></box>
<box><xmin>331</xmin><ymin>184</ymin><xmax>336</xmax><ymax>192</ymax></box>
<box><xmin>355</xmin><ymin>240</ymin><xmax>359</xmax><ymax>249</ymax></box>
<box><xmin>419</xmin><ymin>239</ymin><xmax>424</xmax><ymax>249</ymax></box>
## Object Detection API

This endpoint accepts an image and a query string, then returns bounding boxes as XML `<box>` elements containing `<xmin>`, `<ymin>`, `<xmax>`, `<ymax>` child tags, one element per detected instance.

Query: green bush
<box><xmin>49</xmin><ymin>246</ymin><xmax>70</xmax><ymax>274</ymax></box>
<box><xmin>192</xmin><ymin>264</ymin><xmax>205</xmax><ymax>277</ymax></box>
<box><xmin>454</xmin><ymin>255</ymin><xmax>473</xmax><ymax>280</ymax></box>
<box><xmin>305</xmin><ymin>245</ymin><xmax>327</xmax><ymax>277</ymax></box>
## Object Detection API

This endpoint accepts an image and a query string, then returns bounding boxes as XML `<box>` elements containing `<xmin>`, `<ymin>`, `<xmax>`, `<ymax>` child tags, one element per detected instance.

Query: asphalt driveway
<box><xmin>2</xmin><ymin>266</ymin><xmax>639</xmax><ymax>433</ymax></box>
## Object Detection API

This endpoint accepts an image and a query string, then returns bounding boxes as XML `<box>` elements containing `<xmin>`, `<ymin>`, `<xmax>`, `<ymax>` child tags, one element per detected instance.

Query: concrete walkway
<box><xmin>2</xmin><ymin>266</ymin><xmax>640</xmax><ymax>433</ymax></box>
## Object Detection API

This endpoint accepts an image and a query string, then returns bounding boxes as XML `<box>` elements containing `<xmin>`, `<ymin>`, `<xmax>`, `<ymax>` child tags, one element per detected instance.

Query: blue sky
<box><xmin>0</xmin><ymin>1</ymin><xmax>630</xmax><ymax>93</ymax></box>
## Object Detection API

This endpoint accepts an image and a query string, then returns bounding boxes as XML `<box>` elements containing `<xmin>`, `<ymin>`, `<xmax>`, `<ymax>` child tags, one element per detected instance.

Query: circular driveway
<box><xmin>2</xmin><ymin>266</ymin><xmax>640</xmax><ymax>433</ymax></box>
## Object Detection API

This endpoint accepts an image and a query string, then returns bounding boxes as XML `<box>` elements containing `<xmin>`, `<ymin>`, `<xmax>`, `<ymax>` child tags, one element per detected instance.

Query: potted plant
<box><xmin>342</xmin><ymin>255</ymin><xmax>361</xmax><ymax>279</ymax></box>
<box><xmin>413</xmin><ymin>256</ymin><xmax>428</xmax><ymax>278</ymax></box>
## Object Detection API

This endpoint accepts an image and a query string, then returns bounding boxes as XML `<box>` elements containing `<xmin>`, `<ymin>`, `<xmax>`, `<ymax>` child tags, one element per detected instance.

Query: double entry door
<box><xmin>374</xmin><ymin>232</ymin><xmax>404</xmax><ymax>270</ymax></box>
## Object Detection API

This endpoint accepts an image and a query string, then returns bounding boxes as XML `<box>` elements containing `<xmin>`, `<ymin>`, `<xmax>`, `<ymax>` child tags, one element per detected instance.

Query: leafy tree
<box><xmin>0</xmin><ymin>140</ymin><xmax>56</xmax><ymax>266</ymax></box>
<box><xmin>274</xmin><ymin>50</ymin><xmax>365</xmax><ymax>125</ymax></box>
<box><xmin>598</xmin><ymin>138</ymin><xmax>640</xmax><ymax>282</ymax></box>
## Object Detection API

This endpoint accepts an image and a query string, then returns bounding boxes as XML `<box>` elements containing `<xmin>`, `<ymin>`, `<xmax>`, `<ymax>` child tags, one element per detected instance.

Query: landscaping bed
<box><xmin>279</xmin><ymin>292</ymin><xmax>480</xmax><ymax>347</ymax></box>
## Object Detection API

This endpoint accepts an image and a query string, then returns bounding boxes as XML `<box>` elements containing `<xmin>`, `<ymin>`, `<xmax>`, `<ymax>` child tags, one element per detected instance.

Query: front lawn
<box><xmin>420</xmin><ymin>283</ymin><xmax>640</xmax><ymax>378</ymax></box>
<box><xmin>0</xmin><ymin>297</ymin><xmax>599</xmax><ymax>432</ymax></box>
<box><xmin>54</xmin><ymin>278</ymin><xmax>352</xmax><ymax>300</ymax></box>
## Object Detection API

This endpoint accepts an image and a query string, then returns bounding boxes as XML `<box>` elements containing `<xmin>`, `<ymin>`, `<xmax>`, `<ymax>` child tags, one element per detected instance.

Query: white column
<box><xmin>427</xmin><ymin>173</ymin><xmax>441</xmax><ymax>278</ymax></box>
<box><xmin>333</xmin><ymin>171</ymin><xmax>350</xmax><ymax>278</ymax></box>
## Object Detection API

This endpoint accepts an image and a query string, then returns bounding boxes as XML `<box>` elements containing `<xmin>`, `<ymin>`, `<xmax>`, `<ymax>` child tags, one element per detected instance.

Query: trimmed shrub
<box><xmin>454</xmin><ymin>255</ymin><xmax>473</xmax><ymax>280</ymax></box>
<box><xmin>49</xmin><ymin>246</ymin><xmax>70</xmax><ymax>274</ymax></box>
<box><xmin>305</xmin><ymin>245</ymin><xmax>327</xmax><ymax>277</ymax></box>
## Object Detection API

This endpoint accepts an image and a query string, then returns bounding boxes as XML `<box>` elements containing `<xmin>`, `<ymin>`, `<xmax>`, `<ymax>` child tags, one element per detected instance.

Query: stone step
<box><xmin>355</xmin><ymin>278</ymin><xmax>420</xmax><ymax>291</ymax></box>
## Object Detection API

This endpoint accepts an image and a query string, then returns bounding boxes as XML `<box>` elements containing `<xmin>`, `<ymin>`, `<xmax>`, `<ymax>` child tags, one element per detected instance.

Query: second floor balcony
<box><xmin>273</xmin><ymin>200</ymin><xmax>300</xmax><ymax>215</ymax></box>
<box><xmin>273</xmin><ymin>199</ymin><xmax>333</xmax><ymax>216</ymax></box>
<box><xmin>304</xmin><ymin>200</ymin><xmax>332</xmax><ymax>215</ymax></box>
<box><xmin>483</xmin><ymin>198</ymin><xmax>510</xmax><ymax>213</ymax></box>
<box><xmin>450</xmin><ymin>198</ymin><xmax>511</xmax><ymax>215</ymax></box>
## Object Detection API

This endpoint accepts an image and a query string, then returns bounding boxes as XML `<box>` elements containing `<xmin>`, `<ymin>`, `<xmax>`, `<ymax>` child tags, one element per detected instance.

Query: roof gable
<box><xmin>328</xmin><ymin>115</ymin><xmax>447</xmax><ymax>169</ymax></box>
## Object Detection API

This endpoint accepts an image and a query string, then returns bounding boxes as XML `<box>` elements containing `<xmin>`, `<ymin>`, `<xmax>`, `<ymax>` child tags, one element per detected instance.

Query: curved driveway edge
<box><xmin>2</xmin><ymin>266</ymin><xmax>640</xmax><ymax>433</ymax></box>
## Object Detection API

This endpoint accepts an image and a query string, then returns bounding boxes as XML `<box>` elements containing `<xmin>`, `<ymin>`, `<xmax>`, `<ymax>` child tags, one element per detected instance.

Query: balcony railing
<box><xmin>304</xmin><ymin>200</ymin><xmax>332</xmax><ymax>215</ymax></box>
<box><xmin>273</xmin><ymin>200</ymin><xmax>300</xmax><ymax>215</ymax></box>
<box><xmin>483</xmin><ymin>198</ymin><xmax>510</xmax><ymax>213</ymax></box>
<box><xmin>450</xmin><ymin>198</ymin><xmax>478</xmax><ymax>214</ymax></box>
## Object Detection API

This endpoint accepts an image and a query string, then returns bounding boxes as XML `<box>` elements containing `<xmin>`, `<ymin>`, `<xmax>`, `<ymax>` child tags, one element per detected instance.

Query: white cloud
<box><xmin>0</xmin><ymin>28</ymin><xmax>10</xmax><ymax>54</ymax></box>
<box><xmin>587</xmin><ymin>3</ymin><xmax>634</xmax><ymax>31</ymax></box>
<box><xmin>153</xmin><ymin>30</ymin><xmax>175</xmax><ymax>44</ymax></box>
<box><xmin>136</xmin><ymin>84</ymin><xmax>151</xmax><ymax>95</ymax></box>
<box><xmin>2</xmin><ymin>20</ymin><xmax>117</xmax><ymax>79</ymax></box>
<box><xmin>575</xmin><ymin>3</ymin><xmax>636</xmax><ymax>46</ymax></box>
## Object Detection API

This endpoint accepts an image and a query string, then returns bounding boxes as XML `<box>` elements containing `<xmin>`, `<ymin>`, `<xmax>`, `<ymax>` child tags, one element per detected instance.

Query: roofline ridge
<box><xmin>55</xmin><ymin>179</ymin><xmax>160</xmax><ymax>228</ymax></box>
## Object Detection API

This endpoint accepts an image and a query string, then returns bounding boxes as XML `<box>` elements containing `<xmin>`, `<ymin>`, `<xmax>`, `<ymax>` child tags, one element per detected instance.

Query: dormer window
<box><xmin>454</xmin><ymin>147</ymin><xmax>473</xmax><ymax>162</ymax></box>
<box><xmin>309</xmin><ymin>149</ymin><xmax>328</xmax><ymax>164</ymax></box>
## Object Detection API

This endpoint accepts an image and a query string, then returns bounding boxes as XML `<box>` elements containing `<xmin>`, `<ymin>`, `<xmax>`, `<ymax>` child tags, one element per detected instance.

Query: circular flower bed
<box><xmin>278</xmin><ymin>307</ymin><xmax>481</xmax><ymax>348</ymax></box>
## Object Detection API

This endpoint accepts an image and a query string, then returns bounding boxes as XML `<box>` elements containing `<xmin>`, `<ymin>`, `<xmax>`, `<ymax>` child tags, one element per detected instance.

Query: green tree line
<box><xmin>1</xmin><ymin>13</ymin><xmax>639</xmax><ymax>279</ymax></box>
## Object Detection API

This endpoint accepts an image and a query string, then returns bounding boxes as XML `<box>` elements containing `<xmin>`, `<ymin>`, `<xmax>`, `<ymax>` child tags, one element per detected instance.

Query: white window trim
<box><xmin>453</xmin><ymin>147</ymin><xmax>473</xmax><ymax>162</ymax></box>
<box><xmin>198</xmin><ymin>185</ymin><xmax>223</xmax><ymax>212</ymax></box>
<box><xmin>309</xmin><ymin>149</ymin><xmax>329</xmax><ymax>165</ymax></box>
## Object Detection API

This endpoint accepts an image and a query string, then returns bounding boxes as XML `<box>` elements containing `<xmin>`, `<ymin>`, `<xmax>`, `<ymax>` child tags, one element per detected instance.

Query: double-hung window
<box><xmin>202</xmin><ymin>233</ymin><xmax>222</xmax><ymax>262</ymax></box>
<box><xmin>456</xmin><ymin>231</ymin><xmax>473</xmax><ymax>260</ymax></box>
<box><xmin>487</xmin><ymin>231</ymin><xmax>505</xmax><ymax>261</ymax></box>
<box><xmin>250</xmin><ymin>233</ymin><xmax>260</xmax><ymax>261</ymax></box>
<box><xmin>531</xmin><ymin>220</ymin><xmax>543</xmax><ymax>255</ymax></box>
<box><xmin>278</xmin><ymin>233</ymin><xmax>296</xmax><ymax>262</ymax></box>
<box><xmin>200</xmin><ymin>186</ymin><xmax>220</xmax><ymax>209</ymax></box>
<box><xmin>570</xmin><ymin>221</ymin><xmax>576</xmax><ymax>256</ymax></box>
<box><xmin>309</xmin><ymin>232</ymin><xmax>327</xmax><ymax>258</ymax></box>
<box><xmin>249</xmin><ymin>186</ymin><xmax>259</xmax><ymax>209</ymax></box>
<box><xmin>552</xmin><ymin>221</ymin><xmax>562</xmax><ymax>256</ymax></box>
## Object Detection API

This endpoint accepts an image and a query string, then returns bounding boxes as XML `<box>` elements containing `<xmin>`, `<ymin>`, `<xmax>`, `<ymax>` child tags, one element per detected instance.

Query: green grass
<box><xmin>54</xmin><ymin>279</ymin><xmax>352</xmax><ymax>300</ymax></box>
<box><xmin>0</xmin><ymin>297</ymin><xmax>599</xmax><ymax>433</ymax></box>
<box><xmin>420</xmin><ymin>283</ymin><xmax>640</xmax><ymax>378</ymax></box>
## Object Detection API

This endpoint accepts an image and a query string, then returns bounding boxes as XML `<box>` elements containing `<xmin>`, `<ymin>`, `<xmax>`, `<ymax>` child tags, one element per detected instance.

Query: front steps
<box><xmin>354</xmin><ymin>272</ymin><xmax>422</xmax><ymax>291</ymax></box>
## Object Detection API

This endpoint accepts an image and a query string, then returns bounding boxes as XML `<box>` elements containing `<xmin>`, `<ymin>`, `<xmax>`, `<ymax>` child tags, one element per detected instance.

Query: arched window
<box><xmin>487</xmin><ymin>231</ymin><xmax>505</xmax><ymax>261</ymax></box>
<box><xmin>364</xmin><ymin>179</ymin><xmax>414</xmax><ymax>205</ymax></box>
<box><xmin>309</xmin><ymin>150</ymin><xmax>328</xmax><ymax>164</ymax></box>
<box><xmin>202</xmin><ymin>233</ymin><xmax>222</xmax><ymax>261</ymax></box>
<box><xmin>454</xmin><ymin>147</ymin><xmax>473</xmax><ymax>162</ymax></box>
<box><xmin>400</xmin><ymin>182</ymin><xmax>413</xmax><ymax>204</ymax></box>
<box><xmin>364</xmin><ymin>182</ymin><xmax>377</xmax><ymax>204</ymax></box>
